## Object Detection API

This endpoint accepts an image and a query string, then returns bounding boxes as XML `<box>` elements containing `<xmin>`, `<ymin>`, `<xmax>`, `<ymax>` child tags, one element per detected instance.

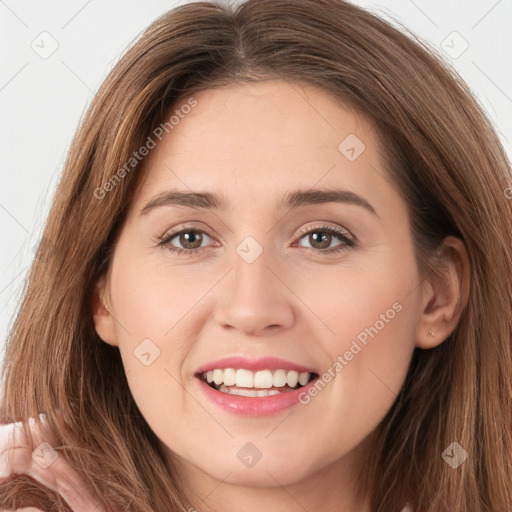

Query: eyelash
<box><xmin>156</xmin><ymin>224</ymin><xmax>356</xmax><ymax>256</ymax></box>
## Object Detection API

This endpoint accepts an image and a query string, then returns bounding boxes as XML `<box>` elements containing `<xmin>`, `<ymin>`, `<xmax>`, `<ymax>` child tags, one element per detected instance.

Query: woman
<box><xmin>1</xmin><ymin>0</ymin><xmax>511</xmax><ymax>511</ymax></box>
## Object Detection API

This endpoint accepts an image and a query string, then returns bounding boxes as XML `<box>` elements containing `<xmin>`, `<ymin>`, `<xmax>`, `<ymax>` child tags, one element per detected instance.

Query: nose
<box><xmin>213</xmin><ymin>246</ymin><xmax>296</xmax><ymax>337</ymax></box>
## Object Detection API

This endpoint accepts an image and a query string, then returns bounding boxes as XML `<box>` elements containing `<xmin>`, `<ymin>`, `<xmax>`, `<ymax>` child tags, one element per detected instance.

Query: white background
<box><xmin>1</xmin><ymin>0</ymin><xmax>511</xmax><ymax>373</ymax></box>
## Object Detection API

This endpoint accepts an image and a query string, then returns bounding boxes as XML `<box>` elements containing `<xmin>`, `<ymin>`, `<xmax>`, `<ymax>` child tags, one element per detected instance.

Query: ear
<box><xmin>91</xmin><ymin>273</ymin><xmax>119</xmax><ymax>347</ymax></box>
<box><xmin>415</xmin><ymin>236</ymin><xmax>470</xmax><ymax>349</ymax></box>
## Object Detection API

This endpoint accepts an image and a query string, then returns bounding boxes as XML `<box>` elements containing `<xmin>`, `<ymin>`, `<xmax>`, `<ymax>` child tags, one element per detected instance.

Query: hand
<box><xmin>0</xmin><ymin>416</ymin><xmax>110</xmax><ymax>512</ymax></box>
<box><xmin>1</xmin><ymin>509</ymin><xmax>47</xmax><ymax>511</ymax></box>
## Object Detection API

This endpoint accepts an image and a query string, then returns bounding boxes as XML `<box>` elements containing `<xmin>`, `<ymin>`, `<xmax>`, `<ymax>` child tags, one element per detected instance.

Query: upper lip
<box><xmin>195</xmin><ymin>356</ymin><xmax>318</xmax><ymax>375</ymax></box>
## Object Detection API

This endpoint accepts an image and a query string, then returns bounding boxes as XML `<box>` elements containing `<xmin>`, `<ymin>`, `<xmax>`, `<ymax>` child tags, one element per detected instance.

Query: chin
<box><xmin>210</xmin><ymin>463</ymin><xmax>308</xmax><ymax>487</ymax></box>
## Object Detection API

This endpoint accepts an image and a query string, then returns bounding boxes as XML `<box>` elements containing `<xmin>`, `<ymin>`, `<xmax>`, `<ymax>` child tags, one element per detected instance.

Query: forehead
<box><xmin>130</xmin><ymin>79</ymin><xmax>391</xmax><ymax>214</ymax></box>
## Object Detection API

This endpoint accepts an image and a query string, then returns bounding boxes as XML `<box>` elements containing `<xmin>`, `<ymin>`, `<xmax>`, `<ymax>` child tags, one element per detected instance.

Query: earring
<box><xmin>428</xmin><ymin>329</ymin><xmax>436</xmax><ymax>336</ymax></box>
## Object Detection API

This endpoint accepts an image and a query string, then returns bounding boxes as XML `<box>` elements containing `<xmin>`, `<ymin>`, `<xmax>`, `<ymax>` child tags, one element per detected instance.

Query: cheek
<box><xmin>110</xmin><ymin>254</ymin><xmax>205</xmax><ymax>348</ymax></box>
<box><xmin>108</xmin><ymin>260</ymin><xmax>197</xmax><ymax>409</ymax></box>
<box><xmin>277</xmin><ymin>268</ymin><xmax>418</xmax><ymax>471</ymax></box>
<box><xmin>295</xmin><ymin>247</ymin><xmax>419</xmax><ymax>392</ymax></box>
<box><xmin>322</xmin><ymin>274</ymin><xmax>416</xmax><ymax>369</ymax></box>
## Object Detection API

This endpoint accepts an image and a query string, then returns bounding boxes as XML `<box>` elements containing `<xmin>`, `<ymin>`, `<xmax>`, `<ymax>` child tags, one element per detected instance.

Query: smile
<box><xmin>201</xmin><ymin>368</ymin><xmax>316</xmax><ymax>396</ymax></box>
<box><xmin>196</xmin><ymin>369</ymin><xmax>320</xmax><ymax>416</ymax></box>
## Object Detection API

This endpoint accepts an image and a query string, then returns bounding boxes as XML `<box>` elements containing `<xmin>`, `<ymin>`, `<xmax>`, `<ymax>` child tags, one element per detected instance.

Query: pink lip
<box><xmin>196</xmin><ymin>375</ymin><xmax>320</xmax><ymax>416</ymax></box>
<box><xmin>195</xmin><ymin>356</ymin><xmax>316</xmax><ymax>374</ymax></box>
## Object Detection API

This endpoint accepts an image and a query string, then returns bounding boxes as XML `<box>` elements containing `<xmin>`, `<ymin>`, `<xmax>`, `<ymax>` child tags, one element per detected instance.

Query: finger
<box><xmin>14</xmin><ymin>509</ymin><xmax>47</xmax><ymax>512</ymax></box>
<box><xmin>0</xmin><ymin>509</ymin><xmax>44</xmax><ymax>512</ymax></box>
<box><xmin>0</xmin><ymin>509</ymin><xmax>45</xmax><ymax>512</ymax></box>
<box><xmin>0</xmin><ymin>417</ymin><xmax>109</xmax><ymax>512</ymax></box>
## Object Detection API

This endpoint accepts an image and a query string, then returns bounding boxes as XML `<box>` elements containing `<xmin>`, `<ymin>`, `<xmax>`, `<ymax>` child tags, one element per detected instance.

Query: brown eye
<box><xmin>157</xmin><ymin>224</ymin><xmax>356</xmax><ymax>256</ymax></box>
<box><xmin>176</xmin><ymin>230</ymin><xmax>204</xmax><ymax>249</ymax></box>
<box><xmin>297</xmin><ymin>225</ymin><xmax>355</xmax><ymax>253</ymax></box>
<box><xmin>306</xmin><ymin>231</ymin><xmax>333</xmax><ymax>249</ymax></box>
<box><xmin>158</xmin><ymin>229</ymin><xmax>213</xmax><ymax>255</ymax></box>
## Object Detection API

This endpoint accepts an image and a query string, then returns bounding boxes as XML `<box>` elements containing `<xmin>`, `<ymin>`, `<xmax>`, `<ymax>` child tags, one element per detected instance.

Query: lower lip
<box><xmin>196</xmin><ymin>376</ymin><xmax>319</xmax><ymax>416</ymax></box>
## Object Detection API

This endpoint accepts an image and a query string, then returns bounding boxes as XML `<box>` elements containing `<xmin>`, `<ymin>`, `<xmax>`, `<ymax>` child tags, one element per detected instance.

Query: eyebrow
<box><xmin>139</xmin><ymin>188</ymin><xmax>378</xmax><ymax>216</ymax></box>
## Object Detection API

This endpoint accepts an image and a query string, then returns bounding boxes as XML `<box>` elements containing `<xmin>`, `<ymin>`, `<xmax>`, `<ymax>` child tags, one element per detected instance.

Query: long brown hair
<box><xmin>1</xmin><ymin>1</ymin><xmax>511</xmax><ymax>510</ymax></box>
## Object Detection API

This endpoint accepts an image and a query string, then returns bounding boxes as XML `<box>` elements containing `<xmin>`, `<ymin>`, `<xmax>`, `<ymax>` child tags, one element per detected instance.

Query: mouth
<box><xmin>197</xmin><ymin>368</ymin><xmax>319</xmax><ymax>397</ymax></box>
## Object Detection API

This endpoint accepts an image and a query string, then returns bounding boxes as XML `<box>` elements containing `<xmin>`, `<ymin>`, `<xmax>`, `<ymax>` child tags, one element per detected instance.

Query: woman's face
<box><xmin>94</xmin><ymin>79</ymin><xmax>427</xmax><ymax>496</ymax></box>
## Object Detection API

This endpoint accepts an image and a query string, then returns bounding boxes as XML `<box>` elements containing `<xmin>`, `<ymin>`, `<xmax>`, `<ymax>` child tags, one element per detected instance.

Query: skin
<box><xmin>92</xmin><ymin>79</ymin><xmax>469</xmax><ymax>512</ymax></box>
<box><xmin>0</xmin><ymin>418</ymin><xmax>108</xmax><ymax>512</ymax></box>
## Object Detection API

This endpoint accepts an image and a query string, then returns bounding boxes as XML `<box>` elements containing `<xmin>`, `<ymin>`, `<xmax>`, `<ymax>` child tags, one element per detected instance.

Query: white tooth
<box><xmin>237</xmin><ymin>388</ymin><xmax>259</xmax><ymax>397</ymax></box>
<box><xmin>298</xmin><ymin>372</ymin><xmax>310</xmax><ymax>386</ymax></box>
<box><xmin>235</xmin><ymin>369</ymin><xmax>254</xmax><ymax>388</ymax></box>
<box><xmin>223</xmin><ymin>368</ymin><xmax>236</xmax><ymax>386</ymax></box>
<box><xmin>213</xmin><ymin>369</ymin><xmax>224</xmax><ymax>385</ymax></box>
<box><xmin>254</xmin><ymin>370</ymin><xmax>273</xmax><ymax>388</ymax></box>
<box><xmin>272</xmin><ymin>369</ymin><xmax>287</xmax><ymax>387</ymax></box>
<box><xmin>211</xmin><ymin>368</ymin><xmax>309</xmax><ymax>394</ymax></box>
<box><xmin>286</xmin><ymin>370</ymin><xmax>299</xmax><ymax>387</ymax></box>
